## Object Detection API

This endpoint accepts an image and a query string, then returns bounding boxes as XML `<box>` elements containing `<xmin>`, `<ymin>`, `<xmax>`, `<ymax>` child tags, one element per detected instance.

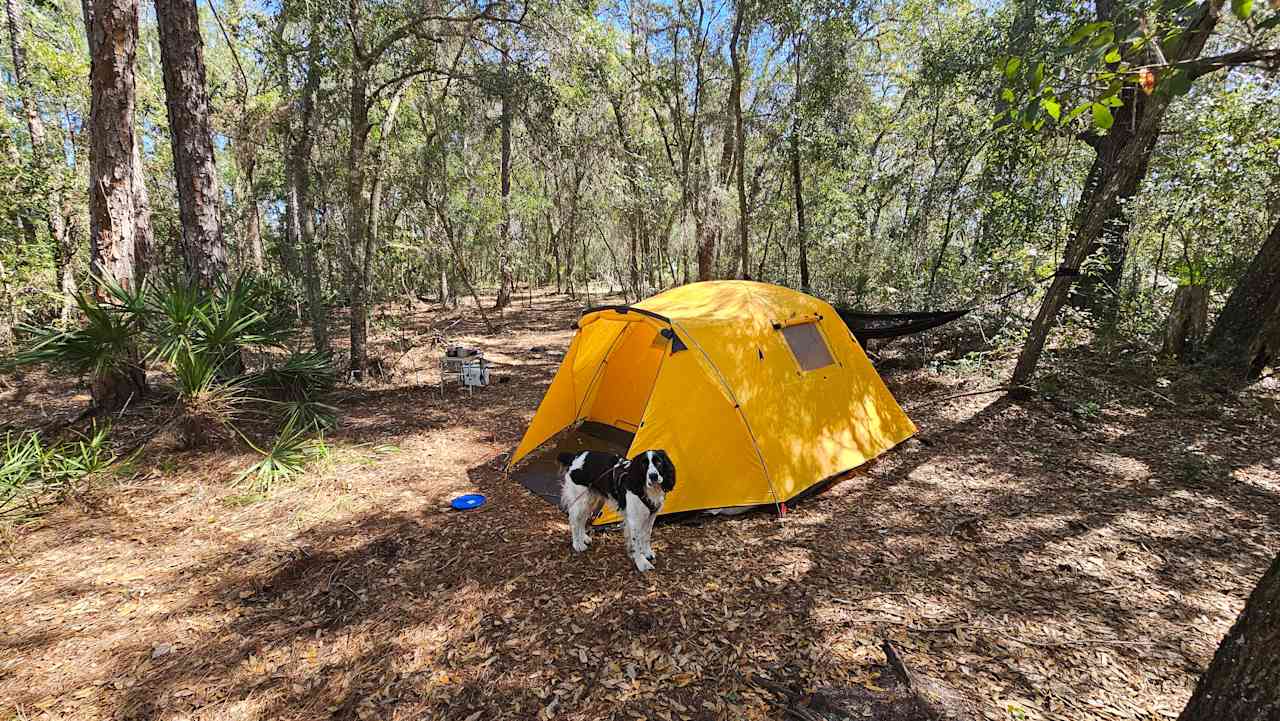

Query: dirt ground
<box><xmin>1</xmin><ymin>291</ymin><xmax>1278</xmax><ymax>721</ymax></box>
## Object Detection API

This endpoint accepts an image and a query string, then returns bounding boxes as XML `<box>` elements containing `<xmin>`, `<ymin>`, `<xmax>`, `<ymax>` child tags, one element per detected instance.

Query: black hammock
<box><xmin>836</xmin><ymin>308</ymin><xmax>973</xmax><ymax>344</ymax></box>
<box><xmin>832</xmin><ymin>267</ymin><xmax>1078</xmax><ymax>345</ymax></box>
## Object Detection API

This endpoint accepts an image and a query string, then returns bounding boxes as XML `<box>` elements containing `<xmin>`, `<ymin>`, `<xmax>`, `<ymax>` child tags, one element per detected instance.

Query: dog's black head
<box><xmin>631</xmin><ymin>449</ymin><xmax>676</xmax><ymax>493</ymax></box>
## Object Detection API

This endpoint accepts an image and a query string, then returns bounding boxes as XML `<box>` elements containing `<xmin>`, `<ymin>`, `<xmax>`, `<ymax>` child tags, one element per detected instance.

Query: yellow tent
<box><xmin>508</xmin><ymin>281</ymin><xmax>915</xmax><ymax>522</ymax></box>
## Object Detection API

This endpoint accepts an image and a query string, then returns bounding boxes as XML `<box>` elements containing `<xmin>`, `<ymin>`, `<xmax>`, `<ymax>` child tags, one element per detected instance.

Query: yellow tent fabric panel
<box><xmin>510</xmin><ymin>316</ymin><xmax>632</xmax><ymax>465</ymax></box>
<box><xmin>586</xmin><ymin>323</ymin><xmax>665</xmax><ymax>431</ymax></box>
<box><xmin>591</xmin><ymin>344</ymin><xmax>771</xmax><ymax>524</ymax></box>
<box><xmin>736</xmin><ymin>309</ymin><xmax>916</xmax><ymax>501</ymax></box>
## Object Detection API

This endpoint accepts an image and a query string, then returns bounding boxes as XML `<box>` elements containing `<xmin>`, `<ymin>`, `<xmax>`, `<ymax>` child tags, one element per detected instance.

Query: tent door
<box><xmin>583</xmin><ymin>322</ymin><xmax>667</xmax><ymax>433</ymax></box>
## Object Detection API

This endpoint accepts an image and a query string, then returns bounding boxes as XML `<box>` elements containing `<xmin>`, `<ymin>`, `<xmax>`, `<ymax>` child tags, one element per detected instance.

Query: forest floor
<box><xmin>1</xmin><ymin>290</ymin><xmax>1278</xmax><ymax>721</ymax></box>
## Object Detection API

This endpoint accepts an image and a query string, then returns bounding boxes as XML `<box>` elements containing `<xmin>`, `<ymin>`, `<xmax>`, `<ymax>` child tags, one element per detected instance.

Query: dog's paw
<box><xmin>571</xmin><ymin>538</ymin><xmax>589</xmax><ymax>553</ymax></box>
<box><xmin>633</xmin><ymin>555</ymin><xmax>655</xmax><ymax>573</ymax></box>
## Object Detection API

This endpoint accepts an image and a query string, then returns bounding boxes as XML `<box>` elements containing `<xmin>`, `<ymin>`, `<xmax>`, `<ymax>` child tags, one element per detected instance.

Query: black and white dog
<box><xmin>557</xmin><ymin>449</ymin><xmax>676</xmax><ymax>572</ymax></box>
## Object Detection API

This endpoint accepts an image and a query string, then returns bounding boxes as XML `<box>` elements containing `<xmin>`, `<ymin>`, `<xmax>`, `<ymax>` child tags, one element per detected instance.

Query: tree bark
<box><xmin>1161</xmin><ymin>284</ymin><xmax>1208</xmax><ymax>361</ymax></box>
<box><xmin>729</xmin><ymin>0</ymin><xmax>749</xmax><ymax>279</ymax></box>
<box><xmin>1011</xmin><ymin>0</ymin><xmax>1221</xmax><ymax>384</ymax></box>
<box><xmin>698</xmin><ymin>98</ymin><xmax>735</xmax><ymax>281</ymax></box>
<box><xmin>155</xmin><ymin>0</ymin><xmax>226</xmax><ymax>288</ymax></box>
<box><xmin>0</xmin><ymin>80</ymin><xmax>37</xmax><ymax>252</ymax></box>
<box><xmin>242</xmin><ymin>157</ymin><xmax>263</xmax><ymax>272</ymax></box>
<box><xmin>1203</xmin><ymin>218</ymin><xmax>1280</xmax><ymax>378</ymax></box>
<box><xmin>494</xmin><ymin>50</ymin><xmax>514</xmax><ymax>310</ymax></box>
<box><xmin>346</xmin><ymin>65</ymin><xmax>371</xmax><ymax>379</ymax></box>
<box><xmin>82</xmin><ymin>0</ymin><xmax>151</xmax><ymax>294</ymax></box>
<box><xmin>1069</xmin><ymin>105</ymin><xmax>1159</xmax><ymax>317</ymax></box>
<box><xmin>0</xmin><ymin>87</ymin><xmax>35</xmax><ymax>252</ymax></box>
<box><xmin>284</xmin><ymin>33</ymin><xmax>326</xmax><ymax>351</ymax></box>
<box><xmin>81</xmin><ymin>0</ymin><xmax>149</xmax><ymax>410</ymax></box>
<box><xmin>367</xmin><ymin>84</ymin><xmax>408</xmax><ymax>251</ymax></box>
<box><xmin>1178</xmin><ymin>552</ymin><xmax>1280</xmax><ymax>721</ymax></box>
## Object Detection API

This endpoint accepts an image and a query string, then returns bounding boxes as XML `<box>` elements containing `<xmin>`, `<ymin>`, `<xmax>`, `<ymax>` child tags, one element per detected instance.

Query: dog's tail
<box><xmin>556</xmin><ymin>452</ymin><xmax>578</xmax><ymax>468</ymax></box>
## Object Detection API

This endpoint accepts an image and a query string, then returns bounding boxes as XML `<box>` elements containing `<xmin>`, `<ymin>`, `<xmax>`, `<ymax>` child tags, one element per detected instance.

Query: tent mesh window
<box><xmin>781</xmin><ymin>322</ymin><xmax>835</xmax><ymax>371</ymax></box>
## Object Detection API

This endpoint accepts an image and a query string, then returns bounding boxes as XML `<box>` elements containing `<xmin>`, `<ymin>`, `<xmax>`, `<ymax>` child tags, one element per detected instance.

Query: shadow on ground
<box><xmin>1</xmin><ymin>293</ymin><xmax>1277</xmax><ymax>721</ymax></box>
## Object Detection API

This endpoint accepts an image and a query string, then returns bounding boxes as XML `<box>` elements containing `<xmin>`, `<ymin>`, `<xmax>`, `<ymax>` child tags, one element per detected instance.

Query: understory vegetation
<box><xmin>3</xmin><ymin>277</ymin><xmax>338</xmax><ymax>503</ymax></box>
<box><xmin>0</xmin><ymin>424</ymin><xmax>110</xmax><ymax>518</ymax></box>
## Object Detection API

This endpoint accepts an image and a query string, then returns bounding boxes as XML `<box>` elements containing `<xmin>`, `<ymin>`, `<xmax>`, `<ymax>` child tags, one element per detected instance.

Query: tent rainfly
<box><xmin>508</xmin><ymin>281</ymin><xmax>916</xmax><ymax>523</ymax></box>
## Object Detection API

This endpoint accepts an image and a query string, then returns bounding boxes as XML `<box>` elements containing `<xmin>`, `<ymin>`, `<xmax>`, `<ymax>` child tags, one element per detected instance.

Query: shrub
<box><xmin>8</xmin><ymin>281</ymin><xmax>147</xmax><ymax>411</ymax></box>
<box><xmin>1</xmin><ymin>425</ymin><xmax>114</xmax><ymax>518</ymax></box>
<box><xmin>5</xmin><ymin>276</ymin><xmax>337</xmax><ymax>490</ymax></box>
<box><xmin>172</xmin><ymin>348</ymin><xmax>253</xmax><ymax>447</ymax></box>
<box><xmin>238</xmin><ymin>417</ymin><xmax>330</xmax><ymax>491</ymax></box>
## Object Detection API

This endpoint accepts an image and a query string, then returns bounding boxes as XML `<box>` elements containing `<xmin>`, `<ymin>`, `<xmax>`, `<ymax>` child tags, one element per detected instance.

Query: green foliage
<box><xmin>4</xmin><ymin>275</ymin><xmax>337</xmax><ymax>477</ymax></box>
<box><xmin>172</xmin><ymin>347</ymin><xmax>254</xmax><ymax>446</ymax></box>
<box><xmin>3</xmin><ymin>0</ymin><xmax>1277</xmax><ymax>420</ymax></box>
<box><xmin>1</xmin><ymin>425</ymin><xmax>113</xmax><ymax>518</ymax></box>
<box><xmin>276</xmin><ymin>398</ymin><xmax>340</xmax><ymax>433</ymax></box>
<box><xmin>1072</xmin><ymin>400</ymin><xmax>1102</xmax><ymax>420</ymax></box>
<box><xmin>145</xmin><ymin>279</ymin><xmax>208</xmax><ymax>365</ymax></box>
<box><xmin>250</xmin><ymin>351</ymin><xmax>337</xmax><ymax>400</ymax></box>
<box><xmin>7</xmin><ymin>280</ymin><xmax>145</xmax><ymax>380</ymax></box>
<box><xmin>194</xmin><ymin>277</ymin><xmax>289</xmax><ymax>366</ymax></box>
<box><xmin>237</xmin><ymin>417</ymin><xmax>329</xmax><ymax>491</ymax></box>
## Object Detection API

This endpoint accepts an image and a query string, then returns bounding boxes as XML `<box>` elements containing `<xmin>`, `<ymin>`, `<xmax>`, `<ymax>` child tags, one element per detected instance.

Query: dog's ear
<box><xmin>659</xmin><ymin>451</ymin><xmax>676</xmax><ymax>492</ymax></box>
<box><xmin>625</xmin><ymin>455</ymin><xmax>649</xmax><ymax>487</ymax></box>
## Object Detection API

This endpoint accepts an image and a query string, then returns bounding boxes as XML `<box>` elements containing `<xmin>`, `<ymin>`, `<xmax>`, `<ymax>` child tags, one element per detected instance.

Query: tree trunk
<box><xmin>83</xmin><ymin>0</ymin><xmax>151</xmax><ymax>293</ymax></box>
<box><xmin>494</xmin><ymin>48</ymin><xmax>514</xmax><ymax>311</ymax></box>
<box><xmin>1161</xmin><ymin>284</ymin><xmax>1208</xmax><ymax>361</ymax></box>
<box><xmin>790</xmin><ymin>39</ymin><xmax>808</xmax><ymax>293</ymax></box>
<box><xmin>81</xmin><ymin>0</ymin><xmax>148</xmax><ymax>410</ymax></box>
<box><xmin>285</xmin><ymin>33</ymin><xmax>326</xmax><ymax>351</ymax></box>
<box><xmin>155</xmin><ymin>0</ymin><xmax>226</xmax><ymax>288</ymax></box>
<box><xmin>367</xmin><ymin>83</ymin><xmax>408</xmax><ymax>257</ymax></box>
<box><xmin>0</xmin><ymin>81</ymin><xmax>38</xmax><ymax>253</ymax></box>
<box><xmin>243</xmin><ymin>157</ymin><xmax>263</xmax><ymax>272</ymax></box>
<box><xmin>729</xmin><ymin>0</ymin><xmax>749</xmax><ymax>279</ymax></box>
<box><xmin>130</xmin><ymin>126</ymin><xmax>153</xmax><ymax>279</ymax></box>
<box><xmin>1011</xmin><ymin>0</ymin><xmax>1221</xmax><ymax>385</ymax></box>
<box><xmin>1069</xmin><ymin>108</ymin><xmax>1159</xmax><ymax>318</ymax></box>
<box><xmin>698</xmin><ymin>100</ymin><xmax>735</xmax><ymax>281</ymax></box>
<box><xmin>1203</xmin><ymin>218</ymin><xmax>1280</xmax><ymax>378</ymax></box>
<box><xmin>439</xmin><ymin>258</ymin><xmax>450</xmax><ymax>307</ymax></box>
<box><xmin>346</xmin><ymin>66</ymin><xmax>371</xmax><ymax>379</ymax></box>
<box><xmin>1178</xmin><ymin>551</ymin><xmax>1280</xmax><ymax>721</ymax></box>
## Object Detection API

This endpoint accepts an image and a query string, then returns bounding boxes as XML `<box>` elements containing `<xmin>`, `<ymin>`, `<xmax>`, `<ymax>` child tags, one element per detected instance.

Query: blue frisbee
<box><xmin>450</xmin><ymin>493</ymin><xmax>486</xmax><ymax>510</ymax></box>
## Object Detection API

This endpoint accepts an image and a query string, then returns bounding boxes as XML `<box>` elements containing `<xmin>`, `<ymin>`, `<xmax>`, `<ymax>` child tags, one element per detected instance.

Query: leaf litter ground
<box><xmin>1</xmin><ymin>292</ymin><xmax>1277</xmax><ymax>721</ymax></box>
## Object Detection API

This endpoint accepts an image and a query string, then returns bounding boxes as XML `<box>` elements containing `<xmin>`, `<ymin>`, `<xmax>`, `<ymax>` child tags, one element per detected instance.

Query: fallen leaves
<box><xmin>1</xmin><ymin>300</ymin><xmax>1278</xmax><ymax>721</ymax></box>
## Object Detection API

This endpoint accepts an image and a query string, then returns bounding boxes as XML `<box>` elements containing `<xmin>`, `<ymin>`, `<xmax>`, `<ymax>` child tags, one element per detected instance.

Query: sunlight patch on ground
<box><xmin>1233</xmin><ymin>461</ymin><xmax>1280</xmax><ymax>494</ymax></box>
